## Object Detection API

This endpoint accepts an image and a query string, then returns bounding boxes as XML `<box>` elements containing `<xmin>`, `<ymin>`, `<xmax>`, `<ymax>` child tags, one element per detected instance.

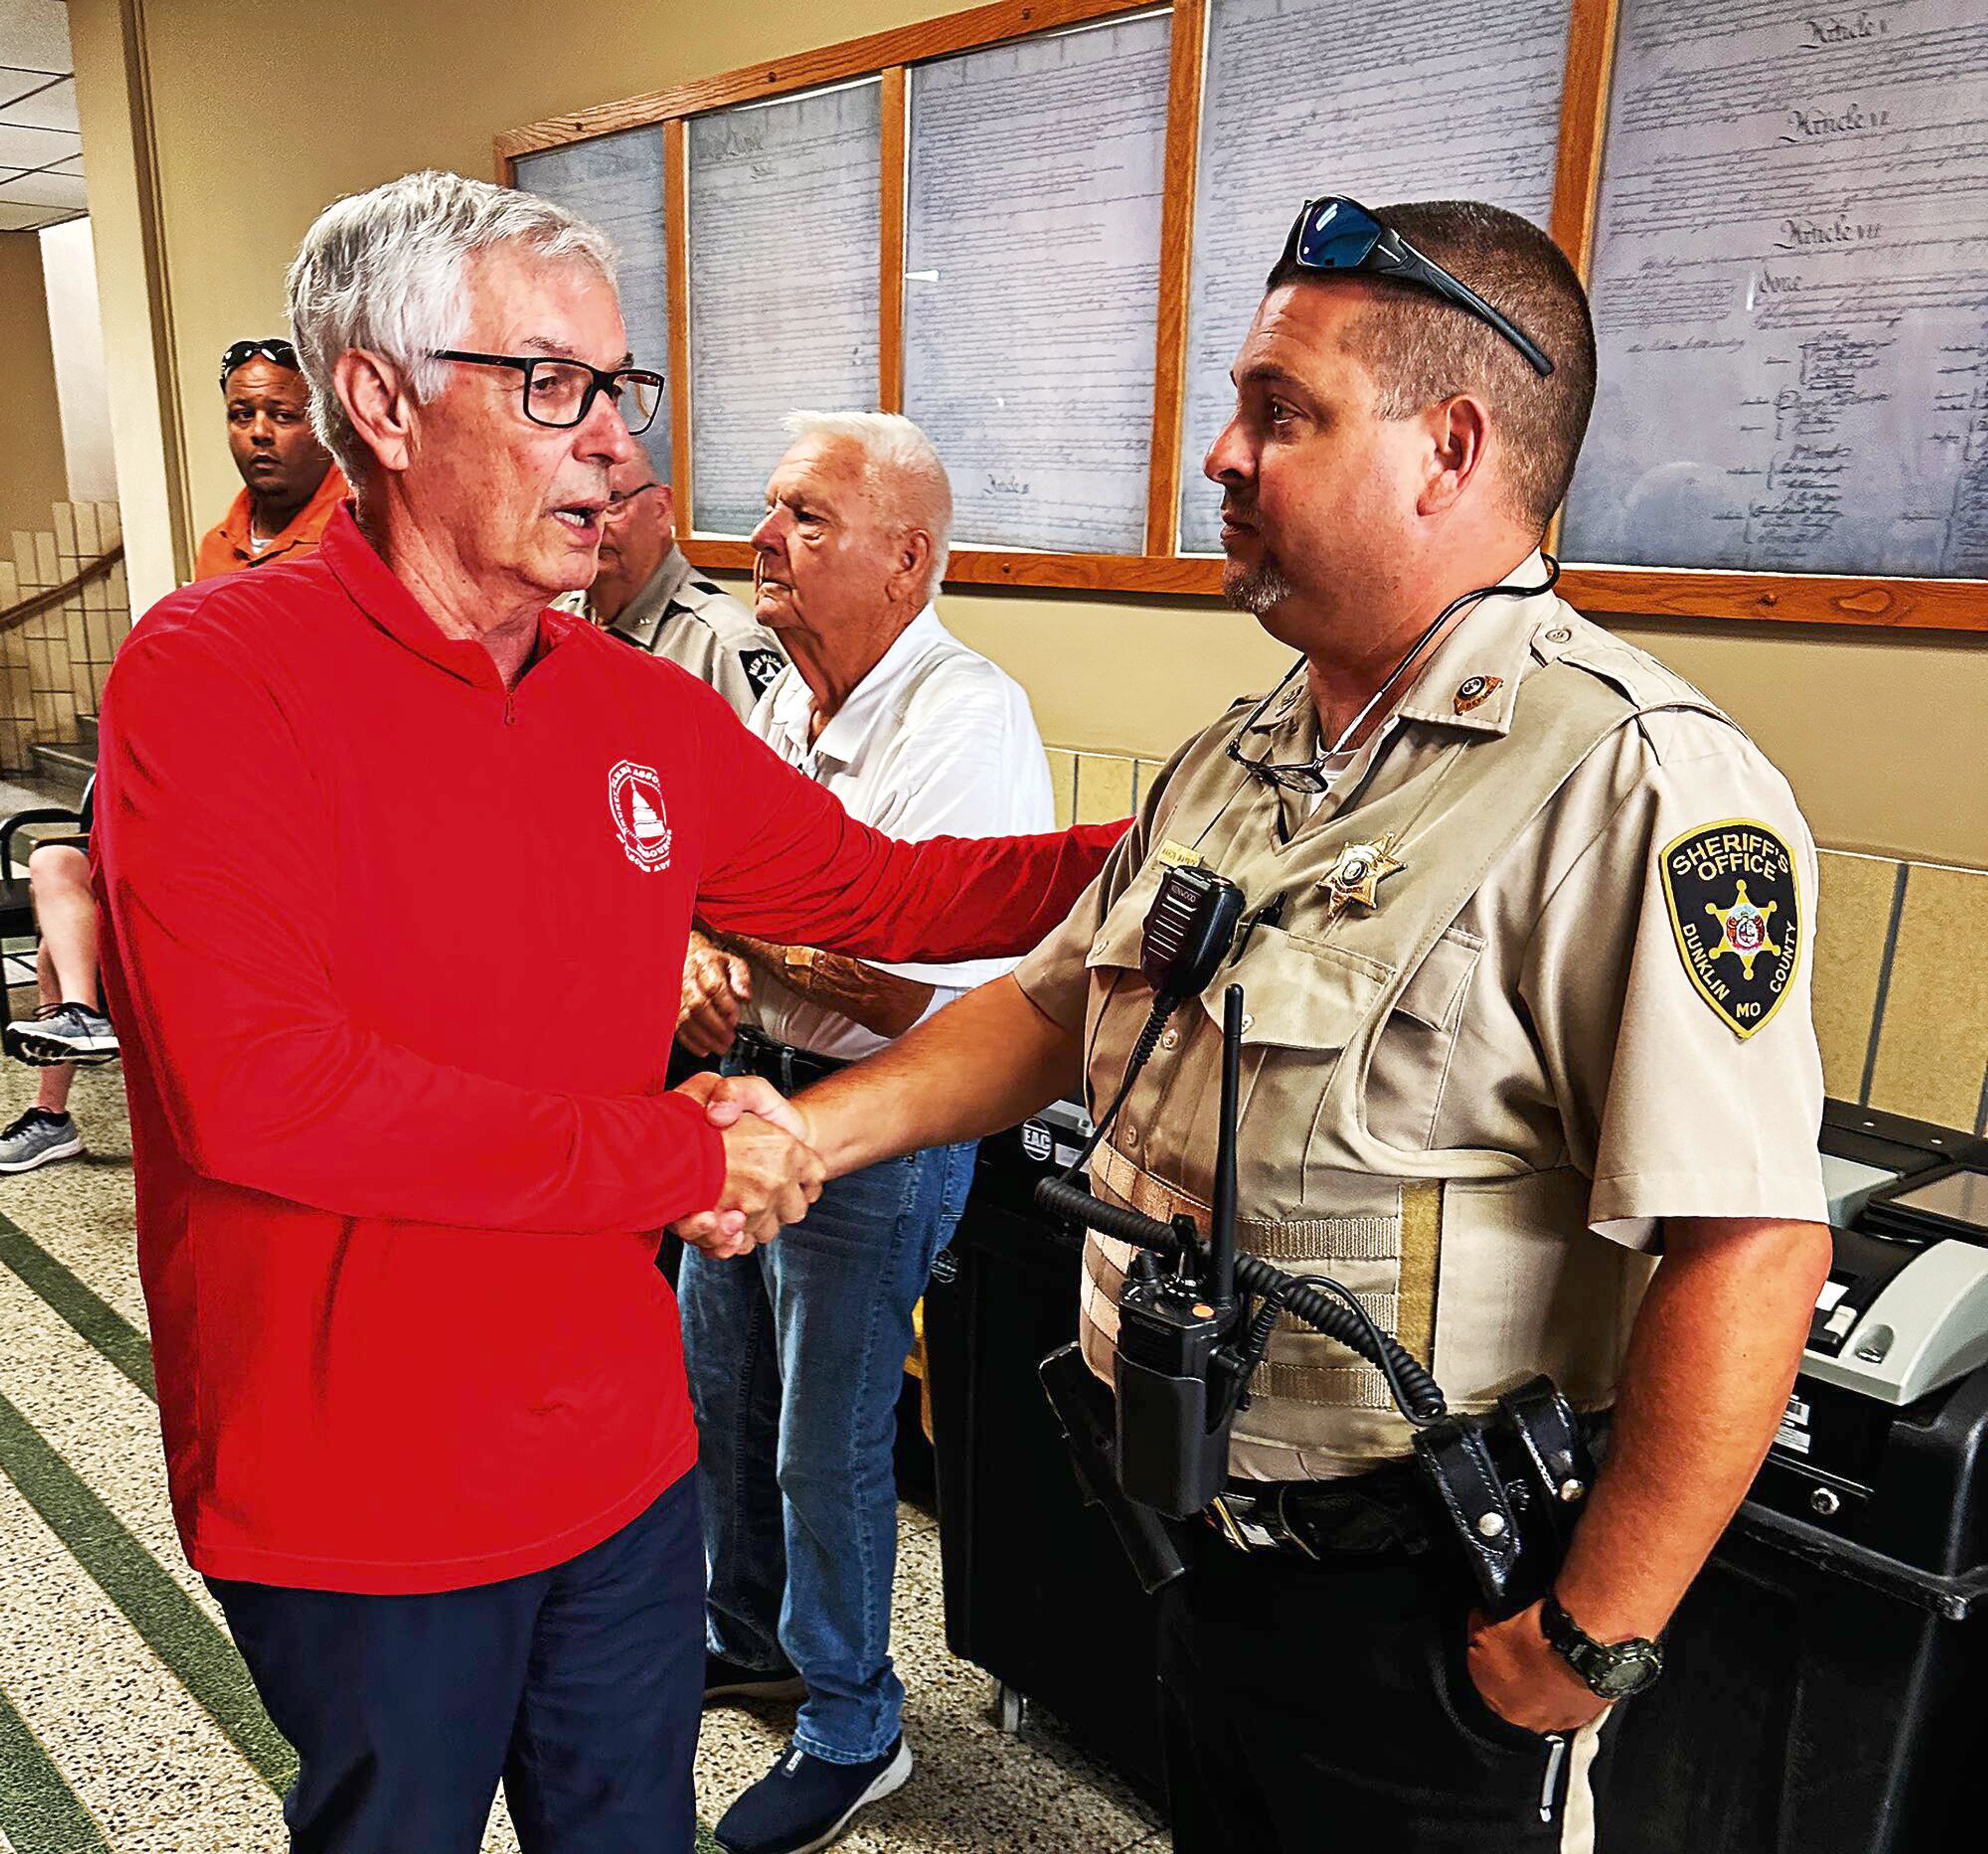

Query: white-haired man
<box><xmin>677</xmin><ymin>412</ymin><xmax>1054</xmax><ymax>1854</ymax></box>
<box><xmin>89</xmin><ymin>173</ymin><xmax>1118</xmax><ymax>1854</ymax></box>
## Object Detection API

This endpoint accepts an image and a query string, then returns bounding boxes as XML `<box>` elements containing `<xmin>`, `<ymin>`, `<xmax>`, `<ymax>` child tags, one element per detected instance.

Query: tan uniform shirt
<box><xmin>586</xmin><ymin>549</ymin><xmax>786</xmax><ymax>720</ymax></box>
<box><xmin>1015</xmin><ymin>564</ymin><xmax>1828</xmax><ymax>1481</ymax></box>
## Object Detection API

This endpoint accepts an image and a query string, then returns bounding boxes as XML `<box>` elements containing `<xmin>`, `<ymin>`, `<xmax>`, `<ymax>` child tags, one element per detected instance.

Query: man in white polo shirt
<box><xmin>678</xmin><ymin>412</ymin><xmax>1054</xmax><ymax>1854</ymax></box>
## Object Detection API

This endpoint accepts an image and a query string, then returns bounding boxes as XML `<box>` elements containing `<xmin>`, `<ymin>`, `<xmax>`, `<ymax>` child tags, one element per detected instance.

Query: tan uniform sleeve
<box><xmin>1012</xmin><ymin>833</ymin><xmax>1135</xmax><ymax>1033</ymax></box>
<box><xmin>1011</xmin><ymin>723</ymin><xmax>1211</xmax><ymax>1033</ymax></box>
<box><xmin>704</xmin><ymin>645</ymin><xmax>768</xmax><ymax>724</ymax></box>
<box><xmin>654</xmin><ymin>601</ymin><xmax>785</xmax><ymax>722</ymax></box>
<box><xmin>1522</xmin><ymin>710</ymin><xmax>1829</xmax><ymax>1249</ymax></box>
<box><xmin>651</xmin><ymin>615</ymin><xmax>735</xmax><ymax>704</ymax></box>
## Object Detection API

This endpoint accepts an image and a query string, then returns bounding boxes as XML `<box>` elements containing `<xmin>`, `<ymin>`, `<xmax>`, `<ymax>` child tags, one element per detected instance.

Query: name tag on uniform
<box><xmin>1157</xmin><ymin>840</ymin><xmax>1203</xmax><ymax>869</ymax></box>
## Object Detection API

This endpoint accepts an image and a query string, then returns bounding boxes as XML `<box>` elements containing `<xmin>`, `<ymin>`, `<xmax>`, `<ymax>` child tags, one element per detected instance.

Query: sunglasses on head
<box><xmin>1279</xmin><ymin>197</ymin><xmax>1553</xmax><ymax>378</ymax></box>
<box><xmin>220</xmin><ymin>338</ymin><xmax>299</xmax><ymax>392</ymax></box>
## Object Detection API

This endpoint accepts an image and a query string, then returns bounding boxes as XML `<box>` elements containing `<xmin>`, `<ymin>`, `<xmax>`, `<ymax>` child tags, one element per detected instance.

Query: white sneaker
<box><xmin>5</xmin><ymin>1002</ymin><xmax>119</xmax><ymax>1067</ymax></box>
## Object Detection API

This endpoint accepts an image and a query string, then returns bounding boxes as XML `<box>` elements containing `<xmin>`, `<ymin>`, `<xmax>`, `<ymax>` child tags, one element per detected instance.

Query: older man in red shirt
<box><xmin>92</xmin><ymin>169</ymin><xmax>1117</xmax><ymax>1854</ymax></box>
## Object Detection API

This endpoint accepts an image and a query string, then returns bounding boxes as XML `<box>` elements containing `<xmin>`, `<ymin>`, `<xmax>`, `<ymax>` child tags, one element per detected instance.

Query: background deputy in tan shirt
<box><xmin>675</xmin><ymin>195</ymin><xmax>1833</xmax><ymax>1854</ymax></box>
<box><xmin>567</xmin><ymin>447</ymin><xmax>786</xmax><ymax>719</ymax></box>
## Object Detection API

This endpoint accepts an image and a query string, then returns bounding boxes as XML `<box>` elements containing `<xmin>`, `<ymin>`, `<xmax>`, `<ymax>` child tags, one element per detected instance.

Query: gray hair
<box><xmin>286</xmin><ymin>169</ymin><xmax>618</xmax><ymax>485</ymax></box>
<box><xmin>785</xmin><ymin>410</ymin><xmax>953</xmax><ymax>599</ymax></box>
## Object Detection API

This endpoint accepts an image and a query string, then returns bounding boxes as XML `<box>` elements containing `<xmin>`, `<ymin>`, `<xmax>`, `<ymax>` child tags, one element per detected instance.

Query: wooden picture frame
<box><xmin>500</xmin><ymin>0</ymin><xmax>1988</xmax><ymax>633</ymax></box>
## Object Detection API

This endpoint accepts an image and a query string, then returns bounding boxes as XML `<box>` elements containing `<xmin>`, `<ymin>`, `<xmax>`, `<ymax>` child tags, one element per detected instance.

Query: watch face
<box><xmin>1592</xmin><ymin>1650</ymin><xmax>1662</xmax><ymax>1698</ymax></box>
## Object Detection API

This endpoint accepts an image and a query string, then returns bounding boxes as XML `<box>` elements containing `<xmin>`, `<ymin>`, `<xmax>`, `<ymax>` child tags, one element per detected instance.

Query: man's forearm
<box><xmin>721</xmin><ymin>931</ymin><xmax>935</xmax><ymax>1039</ymax></box>
<box><xmin>796</xmin><ymin>974</ymin><xmax>1082</xmax><ymax>1178</ymax></box>
<box><xmin>1553</xmin><ymin>1217</ymin><xmax>1833</xmax><ymax>1641</ymax></box>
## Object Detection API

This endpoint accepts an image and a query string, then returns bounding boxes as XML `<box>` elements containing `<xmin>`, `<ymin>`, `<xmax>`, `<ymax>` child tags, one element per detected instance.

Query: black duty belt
<box><xmin>1207</xmin><ymin>1463</ymin><xmax>1436</xmax><ymax>1562</ymax></box>
<box><xmin>726</xmin><ymin>1027</ymin><xmax>850</xmax><ymax>1095</ymax></box>
<box><xmin>1209</xmin><ymin>1403</ymin><xmax>1612</xmax><ymax>1588</ymax></box>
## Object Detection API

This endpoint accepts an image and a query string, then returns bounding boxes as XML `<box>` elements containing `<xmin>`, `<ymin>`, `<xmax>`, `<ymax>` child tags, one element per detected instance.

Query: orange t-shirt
<box><xmin>193</xmin><ymin>463</ymin><xmax>349</xmax><ymax>581</ymax></box>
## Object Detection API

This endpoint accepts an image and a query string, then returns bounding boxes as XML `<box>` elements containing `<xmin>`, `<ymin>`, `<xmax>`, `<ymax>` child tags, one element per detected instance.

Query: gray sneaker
<box><xmin>5</xmin><ymin>1002</ymin><xmax>119</xmax><ymax>1067</ymax></box>
<box><xmin>0</xmin><ymin>1108</ymin><xmax>82</xmax><ymax>1173</ymax></box>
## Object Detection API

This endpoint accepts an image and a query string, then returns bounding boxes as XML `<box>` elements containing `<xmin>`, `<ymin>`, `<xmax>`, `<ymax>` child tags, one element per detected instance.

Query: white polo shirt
<box><xmin>740</xmin><ymin>604</ymin><xmax>1056</xmax><ymax>1061</ymax></box>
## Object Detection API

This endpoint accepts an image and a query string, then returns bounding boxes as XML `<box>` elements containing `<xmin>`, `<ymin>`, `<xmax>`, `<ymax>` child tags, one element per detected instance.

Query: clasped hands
<box><xmin>670</xmin><ymin>1072</ymin><xmax>824</xmax><ymax>1260</ymax></box>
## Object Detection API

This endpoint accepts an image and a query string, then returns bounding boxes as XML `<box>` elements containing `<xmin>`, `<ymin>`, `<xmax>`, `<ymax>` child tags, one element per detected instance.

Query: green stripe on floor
<box><xmin>0</xmin><ymin>1391</ymin><xmax>295</xmax><ymax>1794</ymax></box>
<box><xmin>0</xmin><ymin>1220</ymin><xmax>153</xmax><ymax>1402</ymax></box>
<box><xmin>0</xmin><ymin>1210</ymin><xmax>728</xmax><ymax>1847</ymax></box>
<box><xmin>0</xmin><ymin>1683</ymin><xmax>112</xmax><ymax>1854</ymax></box>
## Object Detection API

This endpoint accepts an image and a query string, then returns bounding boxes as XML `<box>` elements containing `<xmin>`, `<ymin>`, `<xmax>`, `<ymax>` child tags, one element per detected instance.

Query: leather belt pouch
<box><xmin>1413</xmin><ymin>1376</ymin><xmax>1598</xmax><ymax>1616</ymax></box>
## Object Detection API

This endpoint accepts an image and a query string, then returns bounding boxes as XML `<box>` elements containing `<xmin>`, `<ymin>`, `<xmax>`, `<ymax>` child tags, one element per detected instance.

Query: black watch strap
<box><xmin>1540</xmin><ymin>1593</ymin><xmax>1664</xmax><ymax>1699</ymax></box>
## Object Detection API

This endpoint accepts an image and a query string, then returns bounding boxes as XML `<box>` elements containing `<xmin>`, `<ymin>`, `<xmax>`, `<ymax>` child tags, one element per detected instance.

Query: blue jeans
<box><xmin>680</xmin><ymin>1140</ymin><xmax>977</xmax><ymax>1764</ymax></box>
<box><xmin>208</xmin><ymin>1472</ymin><xmax>705</xmax><ymax>1854</ymax></box>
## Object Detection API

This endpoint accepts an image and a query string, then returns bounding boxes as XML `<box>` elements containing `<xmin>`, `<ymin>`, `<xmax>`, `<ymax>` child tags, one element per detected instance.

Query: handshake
<box><xmin>669</xmin><ymin>1072</ymin><xmax>827</xmax><ymax>1259</ymax></box>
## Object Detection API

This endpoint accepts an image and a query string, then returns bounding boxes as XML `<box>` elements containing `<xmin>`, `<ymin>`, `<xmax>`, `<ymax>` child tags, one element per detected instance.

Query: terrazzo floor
<box><xmin>0</xmin><ymin>1002</ymin><xmax>1167</xmax><ymax>1853</ymax></box>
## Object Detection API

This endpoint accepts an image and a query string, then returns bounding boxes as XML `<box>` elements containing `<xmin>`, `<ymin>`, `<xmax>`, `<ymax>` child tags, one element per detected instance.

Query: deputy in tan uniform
<box><xmin>571</xmin><ymin>447</ymin><xmax>786</xmax><ymax>718</ymax></box>
<box><xmin>676</xmin><ymin>196</ymin><xmax>1832</xmax><ymax>1851</ymax></box>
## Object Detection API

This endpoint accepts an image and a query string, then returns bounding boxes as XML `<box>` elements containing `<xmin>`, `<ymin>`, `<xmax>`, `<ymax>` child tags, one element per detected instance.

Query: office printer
<box><xmin>1751</xmin><ymin>1104</ymin><xmax>1988</xmax><ymax>1571</ymax></box>
<box><xmin>1610</xmin><ymin>1110</ymin><xmax>1988</xmax><ymax>1854</ymax></box>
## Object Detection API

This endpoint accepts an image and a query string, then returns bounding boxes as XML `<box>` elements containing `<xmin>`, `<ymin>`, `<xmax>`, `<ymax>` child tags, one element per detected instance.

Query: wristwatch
<box><xmin>1539</xmin><ymin>1593</ymin><xmax>1664</xmax><ymax>1699</ymax></box>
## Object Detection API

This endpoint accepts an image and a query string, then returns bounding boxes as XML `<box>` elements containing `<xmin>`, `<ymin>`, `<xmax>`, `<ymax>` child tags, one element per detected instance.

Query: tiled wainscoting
<box><xmin>1</xmin><ymin>501</ymin><xmax>129</xmax><ymax>776</ymax></box>
<box><xmin>1050</xmin><ymin>751</ymin><xmax>1987</xmax><ymax>1138</ymax></box>
<box><xmin>1815</xmin><ymin>851</ymin><xmax>1987</xmax><ymax>1135</ymax></box>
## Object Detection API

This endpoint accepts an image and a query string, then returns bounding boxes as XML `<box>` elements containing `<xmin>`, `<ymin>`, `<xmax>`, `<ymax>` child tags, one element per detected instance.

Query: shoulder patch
<box><xmin>740</xmin><ymin>647</ymin><xmax>785</xmax><ymax>697</ymax></box>
<box><xmin>1659</xmin><ymin>820</ymin><xmax>1802</xmax><ymax>1040</ymax></box>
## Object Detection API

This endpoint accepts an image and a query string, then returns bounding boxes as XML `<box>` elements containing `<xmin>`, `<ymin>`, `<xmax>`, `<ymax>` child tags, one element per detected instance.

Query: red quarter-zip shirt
<box><xmin>93</xmin><ymin>506</ymin><xmax>1121</xmax><ymax>1593</ymax></box>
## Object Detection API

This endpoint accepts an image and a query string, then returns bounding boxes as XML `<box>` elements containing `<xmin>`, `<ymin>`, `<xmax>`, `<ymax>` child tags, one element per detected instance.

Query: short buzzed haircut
<box><xmin>1267</xmin><ymin>200</ymin><xmax>1597</xmax><ymax>533</ymax></box>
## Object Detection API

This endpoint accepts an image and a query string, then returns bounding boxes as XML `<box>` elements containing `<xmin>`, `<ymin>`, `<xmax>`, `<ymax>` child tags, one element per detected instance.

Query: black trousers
<box><xmin>1157</xmin><ymin>1534</ymin><xmax>1621</xmax><ymax>1853</ymax></box>
<box><xmin>208</xmin><ymin>1472</ymin><xmax>705</xmax><ymax>1854</ymax></box>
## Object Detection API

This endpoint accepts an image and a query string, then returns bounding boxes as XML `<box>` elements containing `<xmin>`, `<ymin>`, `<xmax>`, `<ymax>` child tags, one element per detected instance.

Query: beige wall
<box><xmin>70</xmin><ymin>0</ymin><xmax>1988</xmax><ymax>865</ymax></box>
<box><xmin>0</xmin><ymin>234</ymin><xmax>69</xmax><ymax>547</ymax></box>
<box><xmin>40</xmin><ymin>218</ymin><xmax>120</xmax><ymax>504</ymax></box>
<box><xmin>68</xmin><ymin>0</ymin><xmax>184</xmax><ymax>609</ymax></box>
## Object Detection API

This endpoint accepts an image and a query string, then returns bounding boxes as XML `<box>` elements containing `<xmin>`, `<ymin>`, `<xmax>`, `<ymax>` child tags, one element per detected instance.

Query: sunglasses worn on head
<box><xmin>220</xmin><ymin>338</ymin><xmax>299</xmax><ymax>392</ymax></box>
<box><xmin>1280</xmin><ymin>197</ymin><xmax>1554</xmax><ymax>378</ymax></box>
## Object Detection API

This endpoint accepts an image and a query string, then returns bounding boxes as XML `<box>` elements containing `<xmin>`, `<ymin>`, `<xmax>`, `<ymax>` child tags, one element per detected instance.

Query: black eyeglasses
<box><xmin>432</xmin><ymin>349</ymin><xmax>665</xmax><ymax>435</ymax></box>
<box><xmin>602</xmin><ymin>481</ymin><xmax>663</xmax><ymax>522</ymax></box>
<box><xmin>1225</xmin><ymin>660</ymin><xmax>1336</xmax><ymax>793</ymax></box>
<box><xmin>1280</xmin><ymin>197</ymin><xmax>1553</xmax><ymax>378</ymax></box>
<box><xmin>220</xmin><ymin>338</ymin><xmax>298</xmax><ymax>391</ymax></box>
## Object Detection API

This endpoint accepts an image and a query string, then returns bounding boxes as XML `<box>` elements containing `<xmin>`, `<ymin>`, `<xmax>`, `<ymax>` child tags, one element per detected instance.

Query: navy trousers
<box><xmin>208</xmin><ymin>1470</ymin><xmax>705</xmax><ymax>1854</ymax></box>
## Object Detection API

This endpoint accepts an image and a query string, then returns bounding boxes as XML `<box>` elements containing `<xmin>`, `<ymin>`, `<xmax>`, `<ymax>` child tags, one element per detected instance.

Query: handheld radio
<box><xmin>1039</xmin><ymin>862</ymin><xmax>1259</xmax><ymax>1519</ymax></box>
<box><xmin>1112</xmin><ymin>983</ymin><xmax>1250</xmax><ymax>1517</ymax></box>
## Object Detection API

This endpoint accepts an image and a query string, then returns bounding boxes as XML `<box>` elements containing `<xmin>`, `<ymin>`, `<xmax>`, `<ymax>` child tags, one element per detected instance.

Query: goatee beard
<box><xmin>1223</xmin><ymin>555</ymin><xmax>1298</xmax><ymax>616</ymax></box>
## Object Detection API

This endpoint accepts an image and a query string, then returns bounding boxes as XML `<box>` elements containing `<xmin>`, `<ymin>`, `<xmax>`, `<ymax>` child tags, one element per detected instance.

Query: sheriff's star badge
<box><xmin>1320</xmin><ymin>833</ymin><xmax>1406</xmax><ymax>922</ymax></box>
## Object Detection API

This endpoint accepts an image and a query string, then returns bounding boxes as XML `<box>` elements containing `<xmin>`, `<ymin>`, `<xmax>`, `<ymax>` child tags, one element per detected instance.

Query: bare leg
<box><xmin>27</xmin><ymin>846</ymin><xmax>97</xmax><ymax>1004</ymax></box>
<box><xmin>30</xmin><ymin>938</ymin><xmax>74</xmax><ymax>1116</ymax></box>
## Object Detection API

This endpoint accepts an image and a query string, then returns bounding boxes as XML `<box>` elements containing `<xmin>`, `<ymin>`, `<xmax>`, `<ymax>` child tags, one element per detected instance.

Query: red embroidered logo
<box><xmin>608</xmin><ymin>759</ymin><xmax>673</xmax><ymax>872</ymax></box>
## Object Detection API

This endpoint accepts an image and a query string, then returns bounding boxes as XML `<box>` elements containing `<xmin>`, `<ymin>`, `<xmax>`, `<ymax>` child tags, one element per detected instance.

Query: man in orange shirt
<box><xmin>193</xmin><ymin>338</ymin><xmax>347</xmax><ymax>580</ymax></box>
